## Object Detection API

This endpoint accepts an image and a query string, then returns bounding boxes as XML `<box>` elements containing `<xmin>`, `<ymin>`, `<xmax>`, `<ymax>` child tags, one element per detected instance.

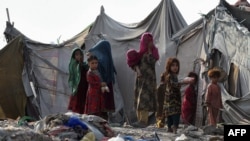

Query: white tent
<box><xmin>2</xmin><ymin>0</ymin><xmax>187</xmax><ymax>122</ymax></box>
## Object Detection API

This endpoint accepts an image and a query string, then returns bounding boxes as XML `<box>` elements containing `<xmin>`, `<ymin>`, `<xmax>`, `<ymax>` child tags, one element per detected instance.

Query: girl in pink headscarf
<box><xmin>127</xmin><ymin>32</ymin><xmax>159</xmax><ymax>128</ymax></box>
<box><xmin>138</xmin><ymin>32</ymin><xmax>159</xmax><ymax>61</ymax></box>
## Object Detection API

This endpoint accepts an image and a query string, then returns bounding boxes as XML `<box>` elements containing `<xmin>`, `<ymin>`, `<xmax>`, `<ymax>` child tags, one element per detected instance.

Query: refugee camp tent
<box><xmin>1</xmin><ymin>22</ymin><xmax>93</xmax><ymax>120</ymax></box>
<box><xmin>171</xmin><ymin>0</ymin><xmax>250</xmax><ymax>127</ymax></box>
<box><xmin>1</xmin><ymin>0</ymin><xmax>187</xmax><ymax>122</ymax></box>
<box><xmin>2</xmin><ymin>0</ymin><xmax>250</xmax><ymax>128</ymax></box>
<box><xmin>83</xmin><ymin>0</ymin><xmax>187</xmax><ymax>123</ymax></box>
<box><xmin>0</xmin><ymin>36</ymin><xmax>27</xmax><ymax>119</ymax></box>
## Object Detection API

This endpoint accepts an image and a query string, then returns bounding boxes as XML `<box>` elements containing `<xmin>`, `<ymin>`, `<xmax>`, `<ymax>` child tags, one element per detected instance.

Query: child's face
<box><xmin>88</xmin><ymin>59</ymin><xmax>98</xmax><ymax>70</ymax></box>
<box><xmin>74</xmin><ymin>50</ymin><xmax>83</xmax><ymax>62</ymax></box>
<box><xmin>170</xmin><ymin>62</ymin><xmax>179</xmax><ymax>74</ymax></box>
<box><xmin>211</xmin><ymin>76</ymin><xmax>219</xmax><ymax>83</ymax></box>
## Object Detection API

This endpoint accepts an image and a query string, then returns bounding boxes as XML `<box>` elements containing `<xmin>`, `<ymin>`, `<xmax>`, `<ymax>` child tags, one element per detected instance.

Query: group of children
<box><xmin>154</xmin><ymin>57</ymin><xmax>223</xmax><ymax>133</ymax></box>
<box><xmin>126</xmin><ymin>32</ymin><xmax>223</xmax><ymax>134</ymax></box>
<box><xmin>149</xmin><ymin>57</ymin><xmax>223</xmax><ymax>133</ymax></box>
<box><xmin>153</xmin><ymin>57</ymin><xmax>197</xmax><ymax>133</ymax></box>
<box><xmin>68</xmin><ymin>32</ymin><xmax>223</xmax><ymax>134</ymax></box>
<box><xmin>68</xmin><ymin>41</ymin><xmax>115</xmax><ymax>121</ymax></box>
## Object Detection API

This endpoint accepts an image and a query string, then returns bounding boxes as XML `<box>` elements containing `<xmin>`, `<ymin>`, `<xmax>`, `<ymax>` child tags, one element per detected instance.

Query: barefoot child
<box><xmin>205</xmin><ymin>68</ymin><xmax>223</xmax><ymax>126</ymax></box>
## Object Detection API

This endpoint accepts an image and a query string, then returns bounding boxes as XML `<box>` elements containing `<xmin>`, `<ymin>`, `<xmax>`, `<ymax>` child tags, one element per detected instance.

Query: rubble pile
<box><xmin>0</xmin><ymin>113</ymin><xmax>224</xmax><ymax>141</ymax></box>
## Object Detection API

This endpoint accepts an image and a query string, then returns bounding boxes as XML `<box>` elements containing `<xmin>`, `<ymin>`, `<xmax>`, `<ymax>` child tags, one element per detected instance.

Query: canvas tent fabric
<box><xmin>3</xmin><ymin>22</ymin><xmax>79</xmax><ymax>119</ymax></box>
<box><xmin>2</xmin><ymin>0</ymin><xmax>187</xmax><ymax>122</ymax></box>
<box><xmin>84</xmin><ymin>0</ymin><xmax>187</xmax><ymax>122</ymax></box>
<box><xmin>2</xmin><ymin>0</ymin><xmax>250</xmax><ymax>128</ymax></box>
<box><xmin>207</xmin><ymin>4</ymin><xmax>250</xmax><ymax>124</ymax></box>
<box><xmin>2</xmin><ymin>0</ymin><xmax>250</xmax><ymax>127</ymax></box>
<box><xmin>171</xmin><ymin>0</ymin><xmax>250</xmax><ymax>126</ymax></box>
<box><xmin>0</xmin><ymin>36</ymin><xmax>27</xmax><ymax>119</ymax></box>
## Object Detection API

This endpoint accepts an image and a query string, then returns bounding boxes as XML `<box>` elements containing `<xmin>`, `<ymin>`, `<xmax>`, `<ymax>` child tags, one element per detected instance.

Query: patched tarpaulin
<box><xmin>0</xmin><ymin>36</ymin><xmax>27</xmax><ymax>119</ymax></box>
<box><xmin>167</xmin><ymin>0</ymin><xmax>250</xmax><ymax>127</ymax></box>
<box><xmin>208</xmin><ymin>6</ymin><xmax>250</xmax><ymax>124</ymax></box>
<box><xmin>2</xmin><ymin>0</ymin><xmax>187</xmax><ymax>121</ymax></box>
<box><xmin>84</xmin><ymin>0</ymin><xmax>187</xmax><ymax>121</ymax></box>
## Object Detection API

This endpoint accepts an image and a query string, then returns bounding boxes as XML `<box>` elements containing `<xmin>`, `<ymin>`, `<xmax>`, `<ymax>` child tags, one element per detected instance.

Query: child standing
<box><xmin>88</xmin><ymin>40</ymin><xmax>116</xmax><ymax>120</ymax></box>
<box><xmin>181</xmin><ymin>72</ymin><xmax>198</xmax><ymax>126</ymax></box>
<box><xmin>162</xmin><ymin>57</ymin><xmax>181</xmax><ymax>133</ymax></box>
<box><xmin>127</xmin><ymin>32</ymin><xmax>159</xmax><ymax>128</ymax></box>
<box><xmin>84</xmin><ymin>55</ymin><xmax>107</xmax><ymax>119</ymax></box>
<box><xmin>162</xmin><ymin>57</ymin><xmax>193</xmax><ymax>133</ymax></box>
<box><xmin>68</xmin><ymin>48</ymin><xmax>89</xmax><ymax>114</ymax></box>
<box><xmin>205</xmin><ymin>68</ymin><xmax>222</xmax><ymax>126</ymax></box>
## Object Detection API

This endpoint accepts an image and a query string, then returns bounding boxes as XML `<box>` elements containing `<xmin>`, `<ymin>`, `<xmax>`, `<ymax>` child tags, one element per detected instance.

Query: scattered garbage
<box><xmin>0</xmin><ymin>113</ymin><xmax>224</xmax><ymax>141</ymax></box>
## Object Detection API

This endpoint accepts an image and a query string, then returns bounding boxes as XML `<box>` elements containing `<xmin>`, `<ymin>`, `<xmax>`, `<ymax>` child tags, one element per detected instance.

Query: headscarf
<box><xmin>126</xmin><ymin>49</ymin><xmax>140</xmax><ymax>67</ymax></box>
<box><xmin>138</xmin><ymin>32</ymin><xmax>159</xmax><ymax>61</ymax></box>
<box><xmin>88</xmin><ymin>40</ymin><xmax>116</xmax><ymax>84</ymax></box>
<box><xmin>68</xmin><ymin>48</ymin><xmax>88</xmax><ymax>95</ymax></box>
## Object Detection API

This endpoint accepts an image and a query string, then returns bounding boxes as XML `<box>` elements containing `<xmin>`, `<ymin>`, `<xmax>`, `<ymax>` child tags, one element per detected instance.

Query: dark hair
<box><xmin>188</xmin><ymin>71</ymin><xmax>198</xmax><ymax>84</ymax></box>
<box><xmin>160</xmin><ymin>57</ymin><xmax>180</xmax><ymax>82</ymax></box>
<box><xmin>87</xmin><ymin>55</ymin><xmax>98</xmax><ymax>62</ymax></box>
<box><xmin>73</xmin><ymin>49</ymin><xmax>83</xmax><ymax>59</ymax></box>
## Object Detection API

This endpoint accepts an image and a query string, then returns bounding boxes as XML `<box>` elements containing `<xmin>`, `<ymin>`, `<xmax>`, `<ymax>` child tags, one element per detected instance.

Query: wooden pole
<box><xmin>6</xmin><ymin>8</ymin><xmax>10</xmax><ymax>23</ymax></box>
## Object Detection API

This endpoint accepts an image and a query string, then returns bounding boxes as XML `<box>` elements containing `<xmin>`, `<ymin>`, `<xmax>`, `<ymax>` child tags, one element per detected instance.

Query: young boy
<box><xmin>205</xmin><ymin>68</ymin><xmax>223</xmax><ymax>126</ymax></box>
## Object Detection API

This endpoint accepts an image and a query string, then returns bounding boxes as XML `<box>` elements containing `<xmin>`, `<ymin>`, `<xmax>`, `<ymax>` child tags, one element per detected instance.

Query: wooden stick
<box><xmin>6</xmin><ymin>8</ymin><xmax>10</xmax><ymax>23</ymax></box>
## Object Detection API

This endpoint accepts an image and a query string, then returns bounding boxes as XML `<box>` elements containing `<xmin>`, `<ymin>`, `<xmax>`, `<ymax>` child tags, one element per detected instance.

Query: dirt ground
<box><xmin>110</xmin><ymin>123</ymin><xmax>224</xmax><ymax>141</ymax></box>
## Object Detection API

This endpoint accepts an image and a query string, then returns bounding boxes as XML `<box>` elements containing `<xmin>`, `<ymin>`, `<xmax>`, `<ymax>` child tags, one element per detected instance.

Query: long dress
<box><xmin>134</xmin><ymin>53</ymin><xmax>157</xmax><ymax>112</ymax></box>
<box><xmin>88</xmin><ymin>40</ymin><xmax>116</xmax><ymax>113</ymax></box>
<box><xmin>68</xmin><ymin>64</ymin><xmax>88</xmax><ymax>114</ymax></box>
<box><xmin>164</xmin><ymin>74</ymin><xmax>181</xmax><ymax>116</ymax></box>
<box><xmin>205</xmin><ymin>83</ymin><xmax>222</xmax><ymax>126</ymax></box>
<box><xmin>84</xmin><ymin>70</ymin><xmax>105</xmax><ymax>115</ymax></box>
<box><xmin>181</xmin><ymin>84</ymin><xmax>197</xmax><ymax>125</ymax></box>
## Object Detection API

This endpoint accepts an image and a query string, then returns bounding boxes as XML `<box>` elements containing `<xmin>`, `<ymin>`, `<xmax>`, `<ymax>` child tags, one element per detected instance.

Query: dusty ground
<box><xmin>0</xmin><ymin>114</ymin><xmax>224</xmax><ymax>141</ymax></box>
<box><xmin>110</xmin><ymin>124</ymin><xmax>224</xmax><ymax>141</ymax></box>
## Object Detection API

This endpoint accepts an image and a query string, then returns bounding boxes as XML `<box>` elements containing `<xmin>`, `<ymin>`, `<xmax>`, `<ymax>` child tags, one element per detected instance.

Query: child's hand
<box><xmin>101</xmin><ymin>87</ymin><xmax>106</xmax><ymax>93</ymax></box>
<box><xmin>135</xmin><ymin>66</ymin><xmax>141</xmax><ymax>78</ymax></box>
<box><xmin>101</xmin><ymin>86</ymin><xmax>109</xmax><ymax>93</ymax></box>
<box><xmin>101</xmin><ymin>82</ymin><xmax>107</xmax><ymax>87</ymax></box>
<box><xmin>86</xmin><ymin>52</ymin><xmax>92</xmax><ymax>57</ymax></box>
<box><xmin>104</xmin><ymin>86</ymin><xmax>110</xmax><ymax>93</ymax></box>
<box><xmin>137</xmin><ymin>72</ymin><xmax>142</xmax><ymax>78</ymax></box>
<box><xmin>182</xmin><ymin>77</ymin><xmax>194</xmax><ymax>84</ymax></box>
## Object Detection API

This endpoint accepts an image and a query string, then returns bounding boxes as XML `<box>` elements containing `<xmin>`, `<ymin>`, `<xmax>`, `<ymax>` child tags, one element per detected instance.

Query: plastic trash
<box><xmin>81</xmin><ymin>132</ymin><xmax>95</xmax><ymax>141</ymax></box>
<box><xmin>65</xmin><ymin>116</ymin><xmax>88</xmax><ymax>130</ymax></box>
<box><xmin>123</xmin><ymin>136</ymin><xmax>135</xmax><ymax>141</ymax></box>
<box><xmin>175</xmin><ymin>134</ymin><xmax>188</xmax><ymax>141</ymax></box>
<box><xmin>81</xmin><ymin>120</ymin><xmax>104</xmax><ymax>141</ymax></box>
<box><xmin>108</xmin><ymin>134</ymin><xmax>125</xmax><ymax>141</ymax></box>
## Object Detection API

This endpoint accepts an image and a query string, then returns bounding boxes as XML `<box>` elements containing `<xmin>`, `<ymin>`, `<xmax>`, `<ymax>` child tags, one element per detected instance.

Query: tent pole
<box><xmin>6</xmin><ymin>8</ymin><xmax>11</xmax><ymax>23</ymax></box>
